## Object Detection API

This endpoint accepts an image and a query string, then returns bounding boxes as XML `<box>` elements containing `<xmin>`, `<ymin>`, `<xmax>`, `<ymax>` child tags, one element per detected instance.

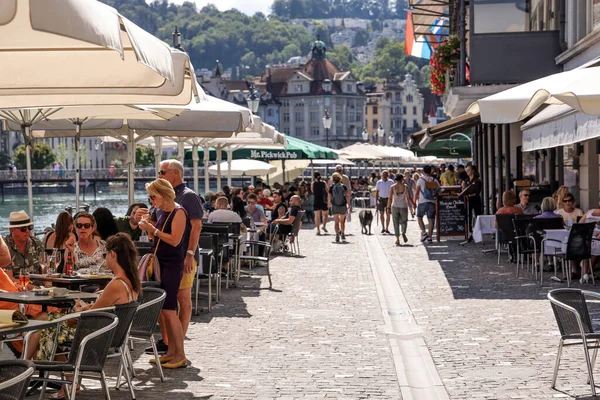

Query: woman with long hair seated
<box><xmin>44</xmin><ymin>211</ymin><xmax>76</xmax><ymax>250</ymax></box>
<box><xmin>92</xmin><ymin>207</ymin><xmax>119</xmax><ymax>241</ymax></box>
<box><xmin>138</xmin><ymin>178</ymin><xmax>188</xmax><ymax>369</ymax></box>
<box><xmin>31</xmin><ymin>233</ymin><xmax>140</xmax><ymax>398</ymax></box>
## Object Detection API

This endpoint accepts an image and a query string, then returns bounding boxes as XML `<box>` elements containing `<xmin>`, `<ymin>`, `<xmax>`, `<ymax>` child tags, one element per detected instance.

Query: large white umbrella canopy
<box><xmin>0</xmin><ymin>0</ymin><xmax>199</xmax><ymax>220</ymax></box>
<box><xmin>208</xmin><ymin>160</ymin><xmax>277</xmax><ymax>177</ymax></box>
<box><xmin>468</xmin><ymin>66</ymin><xmax>600</xmax><ymax>123</ymax></box>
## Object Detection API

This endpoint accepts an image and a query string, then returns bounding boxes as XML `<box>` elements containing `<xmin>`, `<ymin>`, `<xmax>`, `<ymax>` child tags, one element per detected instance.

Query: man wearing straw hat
<box><xmin>2</xmin><ymin>210</ymin><xmax>44</xmax><ymax>281</ymax></box>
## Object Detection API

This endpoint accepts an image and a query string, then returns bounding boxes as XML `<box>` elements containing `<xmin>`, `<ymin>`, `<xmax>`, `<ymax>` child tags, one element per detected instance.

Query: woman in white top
<box><xmin>555</xmin><ymin>192</ymin><xmax>584</xmax><ymax>224</ymax></box>
<box><xmin>387</xmin><ymin>174</ymin><xmax>415</xmax><ymax>246</ymax></box>
<box><xmin>65</xmin><ymin>212</ymin><xmax>106</xmax><ymax>272</ymax></box>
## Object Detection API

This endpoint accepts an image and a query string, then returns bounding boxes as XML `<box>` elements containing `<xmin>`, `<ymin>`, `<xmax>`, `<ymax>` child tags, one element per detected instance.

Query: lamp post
<box><xmin>322</xmin><ymin>79</ymin><xmax>332</xmax><ymax>147</ymax></box>
<box><xmin>377</xmin><ymin>123</ymin><xmax>384</xmax><ymax>145</ymax></box>
<box><xmin>322</xmin><ymin>112</ymin><xmax>332</xmax><ymax>148</ymax></box>
<box><xmin>246</xmin><ymin>83</ymin><xmax>260</xmax><ymax>114</ymax></box>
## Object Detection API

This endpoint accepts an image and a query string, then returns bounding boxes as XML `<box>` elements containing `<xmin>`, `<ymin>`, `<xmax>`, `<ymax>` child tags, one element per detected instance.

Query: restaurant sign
<box><xmin>249</xmin><ymin>149</ymin><xmax>301</xmax><ymax>159</ymax></box>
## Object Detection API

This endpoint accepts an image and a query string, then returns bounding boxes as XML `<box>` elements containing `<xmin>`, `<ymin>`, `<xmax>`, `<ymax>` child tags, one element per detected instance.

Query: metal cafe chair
<box><xmin>548</xmin><ymin>289</ymin><xmax>600</xmax><ymax>397</ymax></box>
<box><xmin>0</xmin><ymin>360</ymin><xmax>35</xmax><ymax>400</ymax></box>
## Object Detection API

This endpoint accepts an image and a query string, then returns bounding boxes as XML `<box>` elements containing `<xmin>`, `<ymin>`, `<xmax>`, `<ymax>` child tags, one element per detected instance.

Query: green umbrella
<box><xmin>411</xmin><ymin>137</ymin><xmax>472</xmax><ymax>159</ymax></box>
<box><xmin>184</xmin><ymin>136</ymin><xmax>338</xmax><ymax>161</ymax></box>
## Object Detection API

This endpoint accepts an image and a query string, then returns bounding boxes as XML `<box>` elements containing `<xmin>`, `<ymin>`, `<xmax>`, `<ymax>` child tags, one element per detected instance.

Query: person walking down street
<box><xmin>311</xmin><ymin>172</ymin><xmax>329</xmax><ymax>235</ymax></box>
<box><xmin>328</xmin><ymin>173</ymin><xmax>349</xmax><ymax>242</ymax></box>
<box><xmin>404</xmin><ymin>170</ymin><xmax>416</xmax><ymax>218</ymax></box>
<box><xmin>414</xmin><ymin>165</ymin><xmax>439</xmax><ymax>243</ymax></box>
<box><xmin>462</xmin><ymin>165</ymin><xmax>483</xmax><ymax>242</ymax></box>
<box><xmin>333</xmin><ymin>164</ymin><xmax>352</xmax><ymax>217</ymax></box>
<box><xmin>388</xmin><ymin>174</ymin><xmax>414</xmax><ymax>245</ymax></box>
<box><xmin>441</xmin><ymin>165</ymin><xmax>458</xmax><ymax>186</ymax></box>
<box><xmin>375</xmin><ymin>170</ymin><xmax>394</xmax><ymax>234</ymax></box>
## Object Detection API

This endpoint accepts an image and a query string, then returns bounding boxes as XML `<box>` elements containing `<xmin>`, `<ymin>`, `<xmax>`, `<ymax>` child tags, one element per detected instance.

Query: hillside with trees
<box><xmin>101</xmin><ymin>0</ymin><xmax>429</xmax><ymax>87</ymax></box>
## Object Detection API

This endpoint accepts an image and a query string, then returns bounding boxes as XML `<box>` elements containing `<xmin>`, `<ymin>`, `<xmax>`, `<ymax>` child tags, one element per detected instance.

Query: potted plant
<box><xmin>430</xmin><ymin>35</ymin><xmax>460</xmax><ymax>95</ymax></box>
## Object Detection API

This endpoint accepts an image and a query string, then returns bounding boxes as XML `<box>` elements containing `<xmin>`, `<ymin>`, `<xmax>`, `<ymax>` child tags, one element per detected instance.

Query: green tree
<box><xmin>353</xmin><ymin>28</ymin><xmax>370</xmax><ymax>47</ymax></box>
<box><xmin>136</xmin><ymin>146</ymin><xmax>155</xmax><ymax>167</ymax></box>
<box><xmin>14</xmin><ymin>142</ymin><xmax>56</xmax><ymax>170</ymax></box>
<box><xmin>328</xmin><ymin>45</ymin><xmax>355</xmax><ymax>72</ymax></box>
<box><xmin>420</xmin><ymin>65</ymin><xmax>431</xmax><ymax>88</ymax></box>
<box><xmin>281</xmin><ymin>43</ymin><xmax>302</xmax><ymax>63</ymax></box>
<box><xmin>55</xmin><ymin>143</ymin><xmax>69</xmax><ymax>165</ymax></box>
<box><xmin>0</xmin><ymin>151</ymin><xmax>11</xmax><ymax>168</ymax></box>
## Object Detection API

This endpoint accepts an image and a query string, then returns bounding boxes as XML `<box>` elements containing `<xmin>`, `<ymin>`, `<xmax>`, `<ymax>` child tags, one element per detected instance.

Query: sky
<box><xmin>161</xmin><ymin>0</ymin><xmax>273</xmax><ymax>16</ymax></box>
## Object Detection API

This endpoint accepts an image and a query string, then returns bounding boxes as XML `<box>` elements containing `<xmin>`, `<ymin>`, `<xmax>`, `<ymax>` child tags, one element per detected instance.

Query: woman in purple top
<box><xmin>535</xmin><ymin>197</ymin><xmax>563</xmax><ymax>219</ymax></box>
<box><xmin>139</xmin><ymin>178</ymin><xmax>188</xmax><ymax>369</ymax></box>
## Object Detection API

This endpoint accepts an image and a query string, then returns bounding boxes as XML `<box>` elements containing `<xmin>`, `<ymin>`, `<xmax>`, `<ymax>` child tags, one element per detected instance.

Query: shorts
<box><xmin>314</xmin><ymin>200</ymin><xmax>328</xmax><ymax>211</ymax></box>
<box><xmin>179</xmin><ymin>259</ymin><xmax>198</xmax><ymax>290</ymax></box>
<box><xmin>417</xmin><ymin>202</ymin><xmax>436</xmax><ymax>219</ymax></box>
<box><xmin>332</xmin><ymin>205</ymin><xmax>347</xmax><ymax>215</ymax></box>
<box><xmin>377</xmin><ymin>197</ymin><xmax>389</xmax><ymax>212</ymax></box>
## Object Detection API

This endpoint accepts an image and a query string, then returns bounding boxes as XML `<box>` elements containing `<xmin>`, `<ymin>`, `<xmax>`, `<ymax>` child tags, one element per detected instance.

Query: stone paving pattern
<box><xmin>58</xmin><ymin>218</ymin><xmax>401</xmax><ymax>399</ymax></box>
<box><xmin>380</xmin><ymin>216</ymin><xmax>600</xmax><ymax>399</ymax></box>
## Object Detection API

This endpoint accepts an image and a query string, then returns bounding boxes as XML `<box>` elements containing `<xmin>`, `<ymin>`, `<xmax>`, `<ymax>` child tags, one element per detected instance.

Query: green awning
<box><xmin>184</xmin><ymin>136</ymin><xmax>339</xmax><ymax>161</ymax></box>
<box><xmin>411</xmin><ymin>137</ymin><xmax>472</xmax><ymax>158</ymax></box>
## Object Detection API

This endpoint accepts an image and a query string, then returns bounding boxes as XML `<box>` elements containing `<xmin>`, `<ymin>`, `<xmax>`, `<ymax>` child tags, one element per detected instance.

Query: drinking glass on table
<box><xmin>38</xmin><ymin>252</ymin><xmax>48</xmax><ymax>275</ymax></box>
<box><xmin>19</xmin><ymin>268</ymin><xmax>30</xmax><ymax>289</ymax></box>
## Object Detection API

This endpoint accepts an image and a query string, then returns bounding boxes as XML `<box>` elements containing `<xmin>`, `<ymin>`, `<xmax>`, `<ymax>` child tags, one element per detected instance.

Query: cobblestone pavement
<box><xmin>40</xmin><ymin>215</ymin><xmax>402</xmax><ymax>399</ymax></box>
<box><xmin>379</xmin><ymin>214</ymin><xmax>600</xmax><ymax>399</ymax></box>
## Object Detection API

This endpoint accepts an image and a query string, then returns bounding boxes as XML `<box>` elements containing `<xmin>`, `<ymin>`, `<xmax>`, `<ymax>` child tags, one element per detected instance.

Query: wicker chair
<box><xmin>548</xmin><ymin>289</ymin><xmax>600</xmax><ymax>396</ymax></box>
<box><xmin>129</xmin><ymin>288</ymin><xmax>167</xmax><ymax>382</ymax></box>
<box><xmin>31</xmin><ymin>311</ymin><xmax>118</xmax><ymax>400</ymax></box>
<box><xmin>0</xmin><ymin>360</ymin><xmax>35</xmax><ymax>400</ymax></box>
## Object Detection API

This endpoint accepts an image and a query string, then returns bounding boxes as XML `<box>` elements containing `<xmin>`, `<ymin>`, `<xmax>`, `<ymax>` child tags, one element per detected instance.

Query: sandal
<box><xmin>49</xmin><ymin>385</ymin><xmax>81</xmax><ymax>399</ymax></box>
<box><xmin>149</xmin><ymin>355</ymin><xmax>174</xmax><ymax>364</ymax></box>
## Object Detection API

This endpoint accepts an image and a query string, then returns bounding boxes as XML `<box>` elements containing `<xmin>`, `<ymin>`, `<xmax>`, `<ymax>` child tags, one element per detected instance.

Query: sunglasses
<box><xmin>76</xmin><ymin>223</ymin><xmax>92</xmax><ymax>229</ymax></box>
<box><xmin>247</xmin><ymin>201</ymin><xmax>256</xmax><ymax>205</ymax></box>
<box><xmin>148</xmin><ymin>195</ymin><xmax>157</xmax><ymax>203</ymax></box>
<box><xmin>18</xmin><ymin>225</ymin><xmax>34</xmax><ymax>232</ymax></box>
<box><xmin>158</xmin><ymin>169</ymin><xmax>173</xmax><ymax>175</ymax></box>
<box><xmin>522</xmin><ymin>194</ymin><xmax>530</xmax><ymax>197</ymax></box>
<box><xmin>564</xmin><ymin>199</ymin><xmax>574</xmax><ymax>203</ymax></box>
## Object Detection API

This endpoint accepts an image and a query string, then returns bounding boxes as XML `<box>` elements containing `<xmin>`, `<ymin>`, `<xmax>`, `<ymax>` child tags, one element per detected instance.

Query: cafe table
<box><xmin>540</xmin><ymin>228</ymin><xmax>600</xmax><ymax>285</ymax></box>
<box><xmin>30</xmin><ymin>274</ymin><xmax>112</xmax><ymax>290</ymax></box>
<box><xmin>0</xmin><ymin>291</ymin><xmax>99</xmax><ymax>312</ymax></box>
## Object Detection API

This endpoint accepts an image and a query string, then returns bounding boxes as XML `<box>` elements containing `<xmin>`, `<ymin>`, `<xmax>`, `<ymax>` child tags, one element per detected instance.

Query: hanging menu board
<box><xmin>436</xmin><ymin>193</ymin><xmax>468</xmax><ymax>241</ymax></box>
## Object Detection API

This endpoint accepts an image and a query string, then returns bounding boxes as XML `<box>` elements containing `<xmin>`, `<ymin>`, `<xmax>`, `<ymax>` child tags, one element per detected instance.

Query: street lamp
<box><xmin>377</xmin><ymin>123</ymin><xmax>385</xmax><ymax>145</ymax></box>
<box><xmin>246</xmin><ymin>83</ymin><xmax>260</xmax><ymax>114</ymax></box>
<box><xmin>322</xmin><ymin>112</ymin><xmax>332</xmax><ymax>148</ymax></box>
<box><xmin>361</xmin><ymin>128</ymin><xmax>368</xmax><ymax>142</ymax></box>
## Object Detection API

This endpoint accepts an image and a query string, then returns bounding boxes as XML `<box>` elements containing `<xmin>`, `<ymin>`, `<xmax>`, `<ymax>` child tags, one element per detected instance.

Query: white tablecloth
<box><xmin>473</xmin><ymin>215</ymin><xmax>496</xmax><ymax>243</ymax></box>
<box><xmin>543</xmin><ymin>228</ymin><xmax>600</xmax><ymax>256</ymax></box>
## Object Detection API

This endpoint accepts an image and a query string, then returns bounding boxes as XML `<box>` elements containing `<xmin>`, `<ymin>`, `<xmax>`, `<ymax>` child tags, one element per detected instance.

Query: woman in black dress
<box><xmin>311</xmin><ymin>172</ymin><xmax>329</xmax><ymax>235</ymax></box>
<box><xmin>139</xmin><ymin>178</ymin><xmax>188</xmax><ymax>369</ymax></box>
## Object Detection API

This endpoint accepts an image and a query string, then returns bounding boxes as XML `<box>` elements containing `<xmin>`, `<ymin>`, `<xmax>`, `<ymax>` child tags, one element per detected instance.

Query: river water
<box><xmin>0</xmin><ymin>189</ymin><xmax>150</xmax><ymax>235</ymax></box>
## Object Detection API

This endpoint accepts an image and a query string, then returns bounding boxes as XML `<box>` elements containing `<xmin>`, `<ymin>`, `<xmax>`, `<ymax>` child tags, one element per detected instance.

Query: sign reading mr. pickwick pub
<box><xmin>249</xmin><ymin>149</ymin><xmax>302</xmax><ymax>160</ymax></box>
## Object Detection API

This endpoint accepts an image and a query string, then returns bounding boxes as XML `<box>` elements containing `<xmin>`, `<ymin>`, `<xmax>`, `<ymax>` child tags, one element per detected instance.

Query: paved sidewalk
<box><xmin>60</xmin><ymin>216</ymin><xmax>403</xmax><ymax>399</ymax></box>
<box><xmin>379</xmin><ymin>214</ymin><xmax>600</xmax><ymax>399</ymax></box>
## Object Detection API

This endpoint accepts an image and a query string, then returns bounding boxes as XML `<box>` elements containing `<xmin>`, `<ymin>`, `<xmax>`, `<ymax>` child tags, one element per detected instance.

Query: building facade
<box><xmin>259</xmin><ymin>39</ymin><xmax>367</xmax><ymax>149</ymax></box>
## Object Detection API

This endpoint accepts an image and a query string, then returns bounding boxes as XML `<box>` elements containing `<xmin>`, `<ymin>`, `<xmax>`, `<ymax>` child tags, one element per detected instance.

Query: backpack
<box><xmin>420</xmin><ymin>177</ymin><xmax>439</xmax><ymax>201</ymax></box>
<box><xmin>332</xmin><ymin>183</ymin><xmax>346</xmax><ymax>206</ymax></box>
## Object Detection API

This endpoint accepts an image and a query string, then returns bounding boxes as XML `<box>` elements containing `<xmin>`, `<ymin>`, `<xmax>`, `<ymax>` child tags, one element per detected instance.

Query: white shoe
<box><xmin>581</xmin><ymin>274</ymin><xmax>590</xmax><ymax>284</ymax></box>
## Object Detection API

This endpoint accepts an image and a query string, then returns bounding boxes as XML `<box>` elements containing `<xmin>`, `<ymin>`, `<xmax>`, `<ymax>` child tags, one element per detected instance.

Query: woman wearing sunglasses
<box><xmin>64</xmin><ymin>212</ymin><xmax>106</xmax><ymax>272</ymax></box>
<box><xmin>138</xmin><ymin>178</ymin><xmax>188</xmax><ymax>369</ymax></box>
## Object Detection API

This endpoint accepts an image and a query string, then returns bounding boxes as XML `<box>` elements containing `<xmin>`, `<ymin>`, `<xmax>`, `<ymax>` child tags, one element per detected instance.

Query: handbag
<box><xmin>137</xmin><ymin>209</ymin><xmax>176</xmax><ymax>283</ymax></box>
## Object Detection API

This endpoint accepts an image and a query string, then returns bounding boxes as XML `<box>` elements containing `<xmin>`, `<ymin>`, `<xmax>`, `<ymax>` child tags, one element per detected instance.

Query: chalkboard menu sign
<box><xmin>436</xmin><ymin>195</ymin><xmax>468</xmax><ymax>241</ymax></box>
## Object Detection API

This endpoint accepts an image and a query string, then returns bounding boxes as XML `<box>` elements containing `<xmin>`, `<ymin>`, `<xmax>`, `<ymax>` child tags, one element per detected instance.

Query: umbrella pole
<box><xmin>154</xmin><ymin>136</ymin><xmax>162</xmax><ymax>175</ymax></box>
<box><xmin>22</xmin><ymin>124</ymin><xmax>34</xmax><ymax>221</ymax></box>
<box><xmin>177</xmin><ymin>140</ymin><xmax>185</xmax><ymax>165</ymax></box>
<box><xmin>192</xmin><ymin>144</ymin><xmax>199</xmax><ymax>194</ymax></box>
<box><xmin>310</xmin><ymin>162</ymin><xmax>314</xmax><ymax>181</ymax></box>
<box><xmin>74</xmin><ymin>123</ymin><xmax>81</xmax><ymax>213</ymax></box>
<box><xmin>216</xmin><ymin>147</ymin><xmax>222</xmax><ymax>191</ymax></box>
<box><xmin>282</xmin><ymin>160</ymin><xmax>286</xmax><ymax>184</ymax></box>
<box><xmin>227</xmin><ymin>147</ymin><xmax>232</xmax><ymax>188</ymax></box>
<box><xmin>127</xmin><ymin>130</ymin><xmax>135</xmax><ymax>206</ymax></box>
<box><xmin>203</xmin><ymin>146</ymin><xmax>210</xmax><ymax>194</ymax></box>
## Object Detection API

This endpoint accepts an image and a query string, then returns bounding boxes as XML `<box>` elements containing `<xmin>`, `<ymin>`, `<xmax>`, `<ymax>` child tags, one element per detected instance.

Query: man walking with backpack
<box><xmin>414</xmin><ymin>165</ymin><xmax>439</xmax><ymax>243</ymax></box>
<box><xmin>329</xmin><ymin>172</ymin><xmax>349</xmax><ymax>242</ymax></box>
<box><xmin>375</xmin><ymin>170</ymin><xmax>393</xmax><ymax>234</ymax></box>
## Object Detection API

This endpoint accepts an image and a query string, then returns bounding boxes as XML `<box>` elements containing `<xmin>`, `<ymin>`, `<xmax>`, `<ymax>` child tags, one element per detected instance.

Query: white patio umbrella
<box><xmin>468</xmin><ymin>66</ymin><xmax>600</xmax><ymax>123</ymax></box>
<box><xmin>208</xmin><ymin>160</ymin><xmax>276</xmax><ymax>177</ymax></box>
<box><xmin>0</xmin><ymin>0</ymin><xmax>197</xmax><ymax>220</ymax></box>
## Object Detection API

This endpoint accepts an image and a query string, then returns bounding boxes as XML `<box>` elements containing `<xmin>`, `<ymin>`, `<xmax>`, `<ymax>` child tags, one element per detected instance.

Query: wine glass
<box><xmin>53</xmin><ymin>250</ymin><xmax>62</xmax><ymax>275</ymax></box>
<box><xmin>38</xmin><ymin>252</ymin><xmax>48</xmax><ymax>275</ymax></box>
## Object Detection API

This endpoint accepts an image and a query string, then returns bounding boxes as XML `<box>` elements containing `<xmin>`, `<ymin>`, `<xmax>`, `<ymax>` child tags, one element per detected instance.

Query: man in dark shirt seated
<box><xmin>271</xmin><ymin>195</ymin><xmax>301</xmax><ymax>236</ymax></box>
